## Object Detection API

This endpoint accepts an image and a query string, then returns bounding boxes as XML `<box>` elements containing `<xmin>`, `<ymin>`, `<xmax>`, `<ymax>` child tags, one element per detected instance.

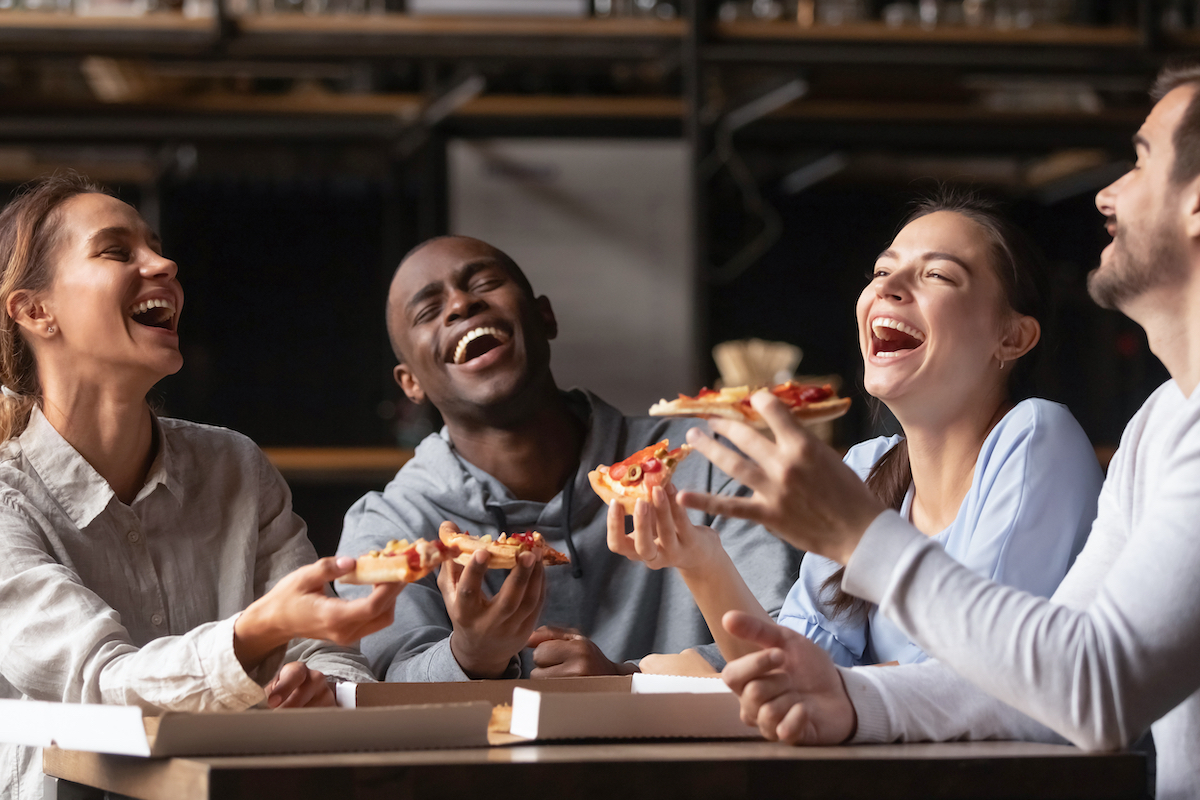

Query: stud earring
<box><xmin>47</xmin><ymin>326</ymin><xmax>55</xmax><ymax>334</ymax></box>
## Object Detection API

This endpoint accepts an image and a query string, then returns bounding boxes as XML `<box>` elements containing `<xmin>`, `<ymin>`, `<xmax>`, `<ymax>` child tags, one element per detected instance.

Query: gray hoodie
<box><xmin>336</xmin><ymin>390</ymin><xmax>802</xmax><ymax>682</ymax></box>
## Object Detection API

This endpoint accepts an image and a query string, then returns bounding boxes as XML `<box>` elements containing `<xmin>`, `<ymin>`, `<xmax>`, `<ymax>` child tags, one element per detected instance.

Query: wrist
<box><xmin>233</xmin><ymin>602</ymin><xmax>290</xmax><ymax>671</ymax></box>
<box><xmin>449</xmin><ymin>632</ymin><xmax>515</xmax><ymax>680</ymax></box>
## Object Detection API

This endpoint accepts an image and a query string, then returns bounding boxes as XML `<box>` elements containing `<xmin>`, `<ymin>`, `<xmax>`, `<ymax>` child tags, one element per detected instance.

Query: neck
<box><xmin>1126</xmin><ymin>276</ymin><xmax>1200</xmax><ymax>396</ymax></box>
<box><xmin>894</xmin><ymin>390</ymin><xmax>1010</xmax><ymax>535</ymax></box>
<box><xmin>445</xmin><ymin>387</ymin><xmax>586</xmax><ymax>503</ymax></box>
<box><xmin>38</xmin><ymin>370</ymin><xmax>156</xmax><ymax>505</ymax></box>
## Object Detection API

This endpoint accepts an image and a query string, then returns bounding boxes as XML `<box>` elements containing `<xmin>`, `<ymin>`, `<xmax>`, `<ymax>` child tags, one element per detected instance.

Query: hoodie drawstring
<box><xmin>486</xmin><ymin>463</ymin><xmax>583</xmax><ymax>579</ymax></box>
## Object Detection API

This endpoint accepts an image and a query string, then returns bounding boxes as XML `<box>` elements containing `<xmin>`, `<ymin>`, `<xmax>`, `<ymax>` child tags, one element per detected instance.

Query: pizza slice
<box><xmin>438</xmin><ymin>520</ymin><xmax>571</xmax><ymax>569</ymax></box>
<box><xmin>338</xmin><ymin>537</ymin><xmax>458</xmax><ymax>585</ymax></box>
<box><xmin>648</xmin><ymin>380</ymin><xmax>851</xmax><ymax>429</ymax></box>
<box><xmin>588</xmin><ymin>439</ymin><xmax>693</xmax><ymax>514</ymax></box>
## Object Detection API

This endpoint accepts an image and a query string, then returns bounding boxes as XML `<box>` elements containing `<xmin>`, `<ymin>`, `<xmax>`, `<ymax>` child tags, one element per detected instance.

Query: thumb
<box><xmin>526</xmin><ymin>625</ymin><xmax>576</xmax><ymax>648</ymax></box>
<box><xmin>298</xmin><ymin>557</ymin><xmax>357</xmax><ymax>589</ymax></box>
<box><xmin>723</xmin><ymin>610</ymin><xmax>789</xmax><ymax>650</ymax></box>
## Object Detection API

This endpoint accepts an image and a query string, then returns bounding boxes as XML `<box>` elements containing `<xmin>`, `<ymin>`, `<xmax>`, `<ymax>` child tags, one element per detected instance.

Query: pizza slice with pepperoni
<box><xmin>588</xmin><ymin>439</ymin><xmax>693</xmax><ymax>514</ymax></box>
<box><xmin>339</xmin><ymin>537</ymin><xmax>458</xmax><ymax>585</ymax></box>
<box><xmin>648</xmin><ymin>381</ymin><xmax>850</xmax><ymax>428</ymax></box>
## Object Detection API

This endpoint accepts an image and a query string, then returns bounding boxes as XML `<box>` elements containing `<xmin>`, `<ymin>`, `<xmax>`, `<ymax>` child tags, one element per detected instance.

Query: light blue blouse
<box><xmin>777</xmin><ymin>398</ymin><xmax>1104</xmax><ymax>667</ymax></box>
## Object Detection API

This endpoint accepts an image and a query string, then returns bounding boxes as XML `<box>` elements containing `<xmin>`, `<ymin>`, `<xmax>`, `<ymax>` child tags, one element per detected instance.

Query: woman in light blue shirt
<box><xmin>609</xmin><ymin>190</ymin><xmax>1103</xmax><ymax>671</ymax></box>
<box><xmin>781</xmin><ymin>397</ymin><xmax>1099</xmax><ymax>667</ymax></box>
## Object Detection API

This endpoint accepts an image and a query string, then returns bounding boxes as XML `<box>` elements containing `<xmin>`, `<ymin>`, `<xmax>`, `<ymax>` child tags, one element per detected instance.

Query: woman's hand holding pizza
<box><xmin>439</xmin><ymin>549</ymin><xmax>546</xmax><ymax>679</ymax></box>
<box><xmin>721</xmin><ymin>610</ymin><xmax>856</xmax><ymax>745</ymax></box>
<box><xmin>265</xmin><ymin>662</ymin><xmax>337</xmax><ymax>709</ymax></box>
<box><xmin>606</xmin><ymin>485</ymin><xmax>723</xmax><ymax>574</ymax></box>
<box><xmin>527</xmin><ymin>625</ymin><xmax>638</xmax><ymax>678</ymax></box>
<box><xmin>234</xmin><ymin>557</ymin><xmax>405</xmax><ymax>672</ymax></box>
<box><xmin>677</xmin><ymin>391</ymin><xmax>885</xmax><ymax>566</ymax></box>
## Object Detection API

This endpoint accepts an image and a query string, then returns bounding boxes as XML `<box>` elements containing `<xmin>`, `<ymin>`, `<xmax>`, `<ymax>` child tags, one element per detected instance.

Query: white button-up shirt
<box><xmin>0</xmin><ymin>407</ymin><xmax>374</xmax><ymax>800</ymax></box>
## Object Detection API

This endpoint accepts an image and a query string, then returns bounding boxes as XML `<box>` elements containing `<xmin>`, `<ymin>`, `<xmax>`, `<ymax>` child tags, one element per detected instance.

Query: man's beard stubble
<box><xmin>1087</xmin><ymin>221</ymin><xmax>1187</xmax><ymax>310</ymax></box>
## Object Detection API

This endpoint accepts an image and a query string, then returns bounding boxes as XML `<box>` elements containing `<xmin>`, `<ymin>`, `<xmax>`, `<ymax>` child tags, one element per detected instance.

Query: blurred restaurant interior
<box><xmin>0</xmin><ymin>0</ymin><xmax>1182</xmax><ymax>553</ymax></box>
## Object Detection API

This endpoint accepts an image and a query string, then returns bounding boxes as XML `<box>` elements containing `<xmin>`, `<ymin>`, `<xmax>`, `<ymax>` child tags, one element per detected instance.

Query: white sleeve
<box><xmin>842</xmin><ymin>454</ymin><xmax>1200</xmax><ymax>753</ymax></box>
<box><xmin>840</xmin><ymin>661</ymin><xmax>1067</xmax><ymax>744</ymax></box>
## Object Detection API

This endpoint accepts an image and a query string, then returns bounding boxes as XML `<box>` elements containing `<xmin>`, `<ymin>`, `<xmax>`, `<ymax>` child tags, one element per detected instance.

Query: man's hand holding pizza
<box><xmin>527</xmin><ymin>625</ymin><xmax>638</xmax><ymax>678</ymax></box>
<box><xmin>678</xmin><ymin>391</ymin><xmax>885</xmax><ymax>566</ymax></box>
<box><xmin>440</xmin><ymin>549</ymin><xmax>546</xmax><ymax>679</ymax></box>
<box><xmin>721</xmin><ymin>610</ymin><xmax>856</xmax><ymax>745</ymax></box>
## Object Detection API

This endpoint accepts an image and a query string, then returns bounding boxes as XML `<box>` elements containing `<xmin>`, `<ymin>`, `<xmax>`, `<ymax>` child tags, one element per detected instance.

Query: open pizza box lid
<box><xmin>340</xmin><ymin>673</ymin><xmax>759</xmax><ymax>743</ymax></box>
<box><xmin>0</xmin><ymin>697</ymin><xmax>490</xmax><ymax>758</ymax></box>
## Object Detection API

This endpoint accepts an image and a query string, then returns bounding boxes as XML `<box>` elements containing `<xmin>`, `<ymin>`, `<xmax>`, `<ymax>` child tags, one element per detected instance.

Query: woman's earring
<box><xmin>47</xmin><ymin>326</ymin><xmax>55</xmax><ymax>334</ymax></box>
<box><xmin>999</xmin><ymin>359</ymin><xmax>1005</xmax><ymax>370</ymax></box>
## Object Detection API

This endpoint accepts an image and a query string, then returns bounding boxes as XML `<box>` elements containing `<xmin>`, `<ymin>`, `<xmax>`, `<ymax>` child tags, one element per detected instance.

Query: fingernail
<box><xmin>268</xmin><ymin>696</ymin><xmax>281</xmax><ymax>708</ymax></box>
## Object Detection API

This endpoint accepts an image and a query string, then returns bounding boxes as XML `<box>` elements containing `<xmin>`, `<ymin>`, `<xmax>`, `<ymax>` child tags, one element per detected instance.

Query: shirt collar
<box><xmin>19</xmin><ymin>406</ymin><xmax>183</xmax><ymax>528</ymax></box>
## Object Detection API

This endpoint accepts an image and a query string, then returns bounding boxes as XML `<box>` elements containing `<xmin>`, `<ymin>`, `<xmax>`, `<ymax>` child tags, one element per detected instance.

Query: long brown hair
<box><xmin>0</xmin><ymin>173</ymin><xmax>108</xmax><ymax>441</ymax></box>
<box><xmin>819</xmin><ymin>189</ymin><xmax>1051</xmax><ymax>623</ymax></box>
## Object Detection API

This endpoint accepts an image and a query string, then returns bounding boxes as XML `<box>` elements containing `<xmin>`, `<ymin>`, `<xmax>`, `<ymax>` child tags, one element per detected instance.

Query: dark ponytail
<box><xmin>817</xmin><ymin>187</ymin><xmax>1050</xmax><ymax>624</ymax></box>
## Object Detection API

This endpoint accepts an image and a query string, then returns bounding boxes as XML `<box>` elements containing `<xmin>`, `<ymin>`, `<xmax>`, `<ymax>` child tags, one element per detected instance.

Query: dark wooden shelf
<box><xmin>713</xmin><ymin>20</ymin><xmax>1140</xmax><ymax>45</ymax></box>
<box><xmin>705</xmin><ymin>20</ymin><xmax>1152</xmax><ymax>69</ymax></box>
<box><xmin>262</xmin><ymin>446</ymin><xmax>411</xmax><ymax>483</ymax></box>
<box><xmin>0</xmin><ymin>11</ymin><xmax>217</xmax><ymax>54</ymax></box>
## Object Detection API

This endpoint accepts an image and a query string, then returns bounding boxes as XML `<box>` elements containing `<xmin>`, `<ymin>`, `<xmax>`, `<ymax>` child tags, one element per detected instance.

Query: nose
<box><xmin>1095</xmin><ymin>169</ymin><xmax>1128</xmax><ymax>218</ymax></box>
<box><xmin>443</xmin><ymin>286</ymin><xmax>486</xmax><ymax>323</ymax></box>
<box><xmin>874</xmin><ymin>269</ymin><xmax>910</xmax><ymax>302</ymax></box>
<box><xmin>141</xmin><ymin>251</ymin><xmax>178</xmax><ymax>281</ymax></box>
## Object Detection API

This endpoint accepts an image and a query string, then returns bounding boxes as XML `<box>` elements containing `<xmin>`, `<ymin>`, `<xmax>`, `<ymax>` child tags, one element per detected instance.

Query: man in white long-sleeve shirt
<box><xmin>674</xmin><ymin>64</ymin><xmax>1200</xmax><ymax>800</ymax></box>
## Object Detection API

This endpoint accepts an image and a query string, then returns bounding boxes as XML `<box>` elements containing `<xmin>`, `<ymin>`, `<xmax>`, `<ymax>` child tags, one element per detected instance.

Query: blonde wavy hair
<box><xmin>0</xmin><ymin>174</ymin><xmax>107</xmax><ymax>441</ymax></box>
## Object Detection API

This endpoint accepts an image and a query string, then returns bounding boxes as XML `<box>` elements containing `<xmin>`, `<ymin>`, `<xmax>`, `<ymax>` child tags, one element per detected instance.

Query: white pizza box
<box><xmin>0</xmin><ymin>697</ymin><xmax>490</xmax><ymax>758</ymax></box>
<box><xmin>337</xmin><ymin>674</ymin><xmax>634</xmax><ymax>709</ymax></box>
<box><xmin>508</xmin><ymin>673</ymin><xmax>759</xmax><ymax>741</ymax></box>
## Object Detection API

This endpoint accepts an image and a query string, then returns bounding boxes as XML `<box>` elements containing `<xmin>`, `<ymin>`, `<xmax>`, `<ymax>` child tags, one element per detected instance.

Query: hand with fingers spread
<box><xmin>527</xmin><ymin>625</ymin><xmax>637</xmax><ymax>678</ymax></box>
<box><xmin>265</xmin><ymin>661</ymin><xmax>337</xmax><ymax>709</ymax></box>
<box><xmin>721</xmin><ymin>610</ymin><xmax>856</xmax><ymax>745</ymax></box>
<box><xmin>440</xmin><ymin>549</ymin><xmax>546</xmax><ymax>679</ymax></box>
<box><xmin>605</xmin><ymin>484</ymin><xmax>723</xmax><ymax>573</ymax></box>
<box><xmin>234</xmin><ymin>557</ymin><xmax>404</xmax><ymax>672</ymax></box>
<box><xmin>677</xmin><ymin>391</ymin><xmax>885</xmax><ymax>565</ymax></box>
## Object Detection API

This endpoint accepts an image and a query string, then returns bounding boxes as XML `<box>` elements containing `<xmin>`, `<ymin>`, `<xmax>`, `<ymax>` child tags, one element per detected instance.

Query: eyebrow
<box><xmin>874</xmin><ymin>249</ymin><xmax>972</xmax><ymax>272</ymax></box>
<box><xmin>87</xmin><ymin>226</ymin><xmax>162</xmax><ymax>247</ymax></box>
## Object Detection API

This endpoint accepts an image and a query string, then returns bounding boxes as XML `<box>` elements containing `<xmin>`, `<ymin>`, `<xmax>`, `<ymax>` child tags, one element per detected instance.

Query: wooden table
<box><xmin>44</xmin><ymin>740</ymin><xmax>1146</xmax><ymax>800</ymax></box>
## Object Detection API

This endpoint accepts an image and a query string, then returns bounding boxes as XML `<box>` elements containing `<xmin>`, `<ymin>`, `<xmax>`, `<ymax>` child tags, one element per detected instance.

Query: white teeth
<box><xmin>129</xmin><ymin>298</ymin><xmax>175</xmax><ymax>318</ymax></box>
<box><xmin>871</xmin><ymin>317</ymin><xmax>925</xmax><ymax>342</ymax></box>
<box><xmin>453</xmin><ymin>326</ymin><xmax>506</xmax><ymax>365</ymax></box>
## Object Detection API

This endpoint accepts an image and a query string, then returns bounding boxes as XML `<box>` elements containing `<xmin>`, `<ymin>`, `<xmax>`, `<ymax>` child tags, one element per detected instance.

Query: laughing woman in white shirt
<box><xmin>611</xmin><ymin>192</ymin><xmax>1104</xmax><ymax>670</ymax></box>
<box><xmin>0</xmin><ymin>175</ymin><xmax>400</xmax><ymax>800</ymax></box>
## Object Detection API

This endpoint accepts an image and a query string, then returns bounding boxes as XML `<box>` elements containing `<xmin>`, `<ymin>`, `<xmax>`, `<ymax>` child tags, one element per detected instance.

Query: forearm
<box><xmin>840</xmin><ymin>661</ymin><xmax>1067</xmax><ymax>745</ymax></box>
<box><xmin>846</xmin><ymin>511</ymin><xmax>1200</xmax><ymax>751</ymax></box>
<box><xmin>679</xmin><ymin>550</ymin><xmax>773</xmax><ymax>661</ymax></box>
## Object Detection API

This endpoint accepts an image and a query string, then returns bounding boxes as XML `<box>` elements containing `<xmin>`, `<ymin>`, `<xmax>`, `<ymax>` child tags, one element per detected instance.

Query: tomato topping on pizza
<box><xmin>588</xmin><ymin>439</ymin><xmax>693</xmax><ymax>513</ymax></box>
<box><xmin>339</xmin><ymin>537</ymin><xmax>457</xmax><ymax>585</ymax></box>
<box><xmin>648</xmin><ymin>380</ymin><xmax>850</xmax><ymax>429</ymax></box>
<box><xmin>438</xmin><ymin>521</ymin><xmax>570</xmax><ymax>569</ymax></box>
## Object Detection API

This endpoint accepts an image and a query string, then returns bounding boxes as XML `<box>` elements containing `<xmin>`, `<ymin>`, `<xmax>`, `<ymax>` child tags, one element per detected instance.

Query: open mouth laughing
<box><xmin>448</xmin><ymin>325</ymin><xmax>511</xmax><ymax>366</ymax></box>
<box><xmin>129</xmin><ymin>298</ymin><xmax>177</xmax><ymax>331</ymax></box>
<box><xmin>870</xmin><ymin>316</ymin><xmax>926</xmax><ymax>359</ymax></box>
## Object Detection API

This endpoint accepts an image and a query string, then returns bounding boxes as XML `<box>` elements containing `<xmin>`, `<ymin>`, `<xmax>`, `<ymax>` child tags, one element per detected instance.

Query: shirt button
<box><xmin>151</xmin><ymin>613</ymin><xmax>164</xmax><ymax>627</ymax></box>
<box><xmin>127</xmin><ymin>531</ymin><xmax>141</xmax><ymax>544</ymax></box>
